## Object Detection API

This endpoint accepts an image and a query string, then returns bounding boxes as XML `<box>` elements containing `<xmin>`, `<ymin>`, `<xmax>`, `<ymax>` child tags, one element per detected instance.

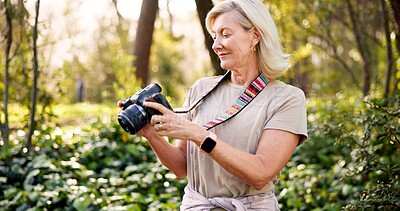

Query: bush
<box><xmin>344</xmin><ymin>96</ymin><xmax>400</xmax><ymax>210</ymax></box>
<box><xmin>0</xmin><ymin>119</ymin><xmax>186</xmax><ymax>210</ymax></box>
<box><xmin>276</xmin><ymin>94</ymin><xmax>400</xmax><ymax>210</ymax></box>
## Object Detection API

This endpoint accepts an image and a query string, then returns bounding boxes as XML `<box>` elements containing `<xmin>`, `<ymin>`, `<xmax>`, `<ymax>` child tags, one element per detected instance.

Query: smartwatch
<box><xmin>200</xmin><ymin>132</ymin><xmax>217</xmax><ymax>153</ymax></box>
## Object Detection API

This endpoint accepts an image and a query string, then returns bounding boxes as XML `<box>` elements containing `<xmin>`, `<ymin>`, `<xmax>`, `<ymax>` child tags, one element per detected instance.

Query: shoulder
<box><xmin>267</xmin><ymin>80</ymin><xmax>306</xmax><ymax>106</ymax></box>
<box><xmin>192</xmin><ymin>75</ymin><xmax>223</xmax><ymax>88</ymax></box>
<box><xmin>189</xmin><ymin>75</ymin><xmax>224</xmax><ymax>94</ymax></box>
<box><xmin>184</xmin><ymin>74</ymin><xmax>224</xmax><ymax>105</ymax></box>
<box><xmin>271</xmin><ymin>80</ymin><xmax>305</xmax><ymax>98</ymax></box>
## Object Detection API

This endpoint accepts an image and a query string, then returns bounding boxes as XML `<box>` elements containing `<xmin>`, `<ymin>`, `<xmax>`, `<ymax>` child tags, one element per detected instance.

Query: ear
<box><xmin>251</xmin><ymin>27</ymin><xmax>261</xmax><ymax>46</ymax></box>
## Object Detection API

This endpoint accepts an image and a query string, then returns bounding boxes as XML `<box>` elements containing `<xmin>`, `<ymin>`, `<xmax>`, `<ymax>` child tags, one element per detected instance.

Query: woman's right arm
<box><xmin>137</xmin><ymin>124</ymin><xmax>188</xmax><ymax>178</ymax></box>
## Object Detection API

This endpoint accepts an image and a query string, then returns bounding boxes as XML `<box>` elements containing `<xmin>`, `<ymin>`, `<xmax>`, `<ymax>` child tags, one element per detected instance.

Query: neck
<box><xmin>230</xmin><ymin>69</ymin><xmax>260</xmax><ymax>86</ymax></box>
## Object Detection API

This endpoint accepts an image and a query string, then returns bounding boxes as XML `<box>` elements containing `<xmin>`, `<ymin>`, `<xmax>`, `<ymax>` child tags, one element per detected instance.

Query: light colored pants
<box><xmin>180</xmin><ymin>186</ymin><xmax>280</xmax><ymax>211</ymax></box>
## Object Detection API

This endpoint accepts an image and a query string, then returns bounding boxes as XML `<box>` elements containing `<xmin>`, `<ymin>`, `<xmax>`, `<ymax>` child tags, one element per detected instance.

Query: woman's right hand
<box><xmin>135</xmin><ymin>124</ymin><xmax>159</xmax><ymax>139</ymax></box>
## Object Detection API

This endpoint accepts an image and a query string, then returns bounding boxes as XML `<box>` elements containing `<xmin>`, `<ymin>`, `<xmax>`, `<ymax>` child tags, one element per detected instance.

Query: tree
<box><xmin>388</xmin><ymin>0</ymin><xmax>400</xmax><ymax>93</ymax></box>
<box><xmin>382</xmin><ymin>0</ymin><xmax>394</xmax><ymax>97</ymax></box>
<box><xmin>26</xmin><ymin>0</ymin><xmax>40</xmax><ymax>150</ymax></box>
<box><xmin>1</xmin><ymin>0</ymin><xmax>12</xmax><ymax>147</ymax></box>
<box><xmin>276</xmin><ymin>0</ymin><xmax>394</xmax><ymax>97</ymax></box>
<box><xmin>133</xmin><ymin>0</ymin><xmax>158</xmax><ymax>86</ymax></box>
<box><xmin>388</xmin><ymin>0</ymin><xmax>400</xmax><ymax>54</ymax></box>
<box><xmin>194</xmin><ymin>0</ymin><xmax>225</xmax><ymax>76</ymax></box>
<box><xmin>345</xmin><ymin>0</ymin><xmax>372</xmax><ymax>97</ymax></box>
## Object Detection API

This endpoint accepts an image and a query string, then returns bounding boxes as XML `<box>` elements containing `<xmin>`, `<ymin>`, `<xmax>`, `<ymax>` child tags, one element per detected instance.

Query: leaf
<box><xmin>31</xmin><ymin>154</ymin><xmax>56</xmax><ymax>170</ymax></box>
<box><xmin>73</xmin><ymin>193</ymin><xmax>92</xmax><ymax>211</ymax></box>
<box><xmin>4</xmin><ymin>187</ymin><xmax>18</xmax><ymax>199</ymax></box>
<box><xmin>126</xmin><ymin>204</ymin><xmax>142</xmax><ymax>211</ymax></box>
<box><xmin>24</xmin><ymin>169</ymin><xmax>40</xmax><ymax>185</ymax></box>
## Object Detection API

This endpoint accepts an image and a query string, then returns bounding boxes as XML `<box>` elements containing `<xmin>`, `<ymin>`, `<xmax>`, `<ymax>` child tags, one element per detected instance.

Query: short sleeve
<box><xmin>264</xmin><ymin>87</ymin><xmax>308</xmax><ymax>145</ymax></box>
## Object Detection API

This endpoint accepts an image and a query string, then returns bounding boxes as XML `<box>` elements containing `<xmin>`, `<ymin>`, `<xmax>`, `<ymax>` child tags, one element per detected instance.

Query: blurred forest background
<box><xmin>1</xmin><ymin>0</ymin><xmax>399</xmax><ymax>210</ymax></box>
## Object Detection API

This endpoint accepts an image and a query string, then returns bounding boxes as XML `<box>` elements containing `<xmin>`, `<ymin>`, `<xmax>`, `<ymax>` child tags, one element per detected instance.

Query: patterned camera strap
<box><xmin>175</xmin><ymin>71</ymin><xmax>269</xmax><ymax>130</ymax></box>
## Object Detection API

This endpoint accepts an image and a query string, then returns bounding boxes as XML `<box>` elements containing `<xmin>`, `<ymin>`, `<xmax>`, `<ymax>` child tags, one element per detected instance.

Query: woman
<box><xmin>120</xmin><ymin>0</ymin><xmax>307</xmax><ymax>210</ymax></box>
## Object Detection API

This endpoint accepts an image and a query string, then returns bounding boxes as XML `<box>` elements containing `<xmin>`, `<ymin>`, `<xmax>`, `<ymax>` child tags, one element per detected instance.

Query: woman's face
<box><xmin>211</xmin><ymin>11</ymin><xmax>256</xmax><ymax>71</ymax></box>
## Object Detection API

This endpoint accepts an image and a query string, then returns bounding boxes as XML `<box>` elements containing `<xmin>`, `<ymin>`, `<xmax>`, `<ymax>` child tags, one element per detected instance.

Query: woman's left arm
<box><xmin>207</xmin><ymin>129</ymin><xmax>299</xmax><ymax>190</ymax></box>
<box><xmin>144</xmin><ymin>101</ymin><xmax>299</xmax><ymax>190</ymax></box>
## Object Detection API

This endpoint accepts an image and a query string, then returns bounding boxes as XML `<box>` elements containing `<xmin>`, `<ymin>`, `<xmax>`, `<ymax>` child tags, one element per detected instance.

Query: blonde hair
<box><xmin>205</xmin><ymin>0</ymin><xmax>290</xmax><ymax>78</ymax></box>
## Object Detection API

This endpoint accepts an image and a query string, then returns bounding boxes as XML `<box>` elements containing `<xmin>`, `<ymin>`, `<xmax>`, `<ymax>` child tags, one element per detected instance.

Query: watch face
<box><xmin>201</xmin><ymin>137</ymin><xmax>216</xmax><ymax>153</ymax></box>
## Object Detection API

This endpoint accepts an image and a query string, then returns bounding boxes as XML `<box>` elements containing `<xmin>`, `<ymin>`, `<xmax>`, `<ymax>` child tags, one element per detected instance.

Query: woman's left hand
<box><xmin>143</xmin><ymin>101</ymin><xmax>208</xmax><ymax>144</ymax></box>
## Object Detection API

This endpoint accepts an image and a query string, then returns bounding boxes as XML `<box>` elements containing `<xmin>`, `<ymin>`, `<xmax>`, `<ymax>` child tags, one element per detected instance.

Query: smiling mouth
<box><xmin>218</xmin><ymin>52</ymin><xmax>229</xmax><ymax>58</ymax></box>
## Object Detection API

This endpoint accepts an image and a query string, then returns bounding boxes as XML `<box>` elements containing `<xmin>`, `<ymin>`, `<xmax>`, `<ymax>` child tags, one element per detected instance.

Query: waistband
<box><xmin>180</xmin><ymin>185</ymin><xmax>278</xmax><ymax>211</ymax></box>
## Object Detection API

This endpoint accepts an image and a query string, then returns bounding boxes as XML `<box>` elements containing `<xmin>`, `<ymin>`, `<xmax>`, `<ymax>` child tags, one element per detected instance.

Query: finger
<box><xmin>154</xmin><ymin>121</ymin><xmax>167</xmax><ymax>131</ymax></box>
<box><xmin>117</xmin><ymin>100</ymin><xmax>124</xmax><ymax>108</ymax></box>
<box><xmin>143</xmin><ymin>101</ymin><xmax>173</xmax><ymax>115</ymax></box>
<box><xmin>150</xmin><ymin>115</ymin><xmax>165</xmax><ymax>125</ymax></box>
<box><xmin>154</xmin><ymin>123</ymin><xmax>162</xmax><ymax>130</ymax></box>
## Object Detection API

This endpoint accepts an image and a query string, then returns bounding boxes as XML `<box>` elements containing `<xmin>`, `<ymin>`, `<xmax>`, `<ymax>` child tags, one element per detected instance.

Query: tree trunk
<box><xmin>388</xmin><ymin>0</ymin><xmax>400</xmax><ymax>93</ymax></box>
<box><xmin>194</xmin><ymin>0</ymin><xmax>225</xmax><ymax>76</ymax></box>
<box><xmin>1</xmin><ymin>0</ymin><xmax>12</xmax><ymax>147</ymax></box>
<box><xmin>346</xmin><ymin>0</ymin><xmax>371</xmax><ymax>97</ymax></box>
<box><xmin>381</xmin><ymin>0</ymin><xmax>394</xmax><ymax>97</ymax></box>
<box><xmin>26</xmin><ymin>0</ymin><xmax>40</xmax><ymax>150</ymax></box>
<box><xmin>133</xmin><ymin>0</ymin><xmax>158</xmax><ymax>87</ymax></box>
<box><xmin>388</xmin><ymin>0</ymin><xmax>400</xmax><ymax>53</ymax></box>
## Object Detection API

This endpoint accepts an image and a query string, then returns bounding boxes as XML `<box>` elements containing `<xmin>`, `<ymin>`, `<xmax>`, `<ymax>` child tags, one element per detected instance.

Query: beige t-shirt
<box><xmin>181</xmin><ymin>75</ymin><xmax>308</xmax><ymax>198</ymax></box>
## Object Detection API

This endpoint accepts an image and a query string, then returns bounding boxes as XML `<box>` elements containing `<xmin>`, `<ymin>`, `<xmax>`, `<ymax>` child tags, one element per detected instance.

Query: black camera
<box><xmin>118</xmin><ymin>83</ymin><xmax>172</xmax><ymax>135</ymax></box>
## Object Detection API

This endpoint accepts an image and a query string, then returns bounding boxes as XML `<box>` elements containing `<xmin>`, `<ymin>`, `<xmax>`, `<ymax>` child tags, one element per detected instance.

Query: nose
<box><xmin>212</xmin><ymin>36</ymin><xmax>222</xmax><ymax>53</ymax></box>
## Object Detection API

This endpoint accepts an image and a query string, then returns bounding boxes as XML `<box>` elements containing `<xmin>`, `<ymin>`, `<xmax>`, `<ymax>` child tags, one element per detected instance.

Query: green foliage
<box><xmin>277</xmin><ymin>93</ymin><xmax>400</xmax><ymax>210</ymax></box>
<box><xmin>150</xmin><ymin>26</ymin><xmax>186</xmax><ymax>108</ymax></box>
<box><xmin>344</xmin><ymin>96</ymin><xmax>400</xmax><ymax>210</ymax></box>
<box><xmin>268</xmin><ymin>0</ymin><xmax>399</xmax><ymax>97</ymax></box>
<box><xmin>0</xmin><ymin>119</ymin><xmax>186</xmax><ymax>210</ymax></box>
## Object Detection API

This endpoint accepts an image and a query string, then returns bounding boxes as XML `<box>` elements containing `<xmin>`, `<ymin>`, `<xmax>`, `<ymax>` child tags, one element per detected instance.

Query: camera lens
<box><xmin>117</xmin><ymin>104</ymin><xmax>148</xmax><ymax>134</ymax></box>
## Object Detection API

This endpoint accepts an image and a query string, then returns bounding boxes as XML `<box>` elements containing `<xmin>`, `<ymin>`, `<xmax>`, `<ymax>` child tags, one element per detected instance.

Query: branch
<box><xmin>304</xmin><ymin>24</ymin><xmax>361</xmax><ymax>88</ymax></box>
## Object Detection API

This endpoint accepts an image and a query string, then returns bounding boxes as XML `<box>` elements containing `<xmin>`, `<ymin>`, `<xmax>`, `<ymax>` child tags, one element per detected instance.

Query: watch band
<box><xmin>200</xmin><ymin>132</ymin><xmax>217</xmax><ymax>153</ymax></box>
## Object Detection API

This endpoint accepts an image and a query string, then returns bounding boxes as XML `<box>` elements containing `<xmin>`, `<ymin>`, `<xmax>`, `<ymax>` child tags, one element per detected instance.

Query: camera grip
<box><xmin>150</xmin><ymin>93</ymin><xmax>173</xmax><ymax>111</ymax></box>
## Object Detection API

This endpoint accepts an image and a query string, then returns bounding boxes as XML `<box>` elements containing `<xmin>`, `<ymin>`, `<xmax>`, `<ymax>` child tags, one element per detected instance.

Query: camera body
<box><xmin>118</xmin><ymin>83</ymin><xmax>172</xmax><ymax>134</ymax></box>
